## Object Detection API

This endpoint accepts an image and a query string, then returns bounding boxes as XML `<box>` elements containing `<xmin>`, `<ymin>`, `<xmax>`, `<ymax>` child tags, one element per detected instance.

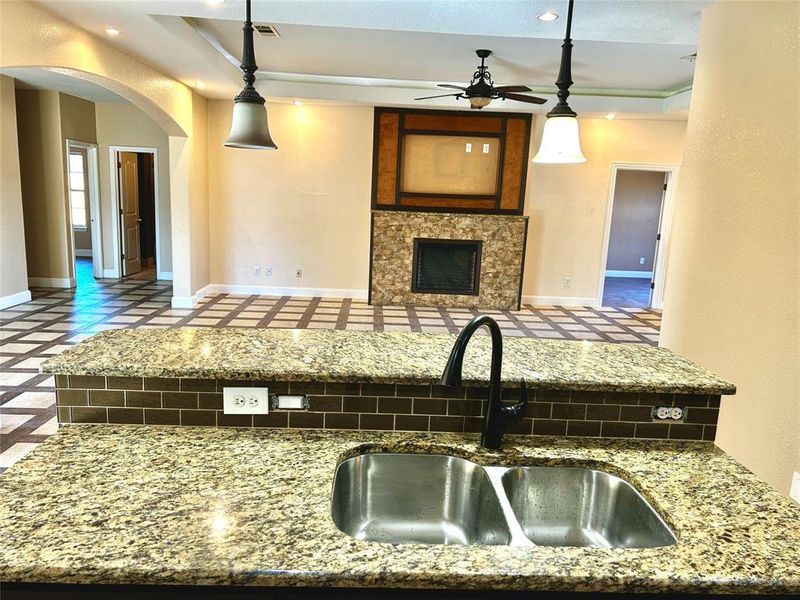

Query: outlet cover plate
<box><xmin>223</xmin><ymin>387</ymin><xmax>269</xmax><ymax>414</ymax></box>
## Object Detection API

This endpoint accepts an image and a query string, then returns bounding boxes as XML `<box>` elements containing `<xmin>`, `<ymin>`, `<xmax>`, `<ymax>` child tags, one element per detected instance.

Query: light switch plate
<box><xmin>223</xmin><ymin>387</ymin><xmax>269</xmax><ymax>414</ymax></box>
<box><xmin>790</xmin><ymin>472</ymin><xmax>800</xmax><ymax>505</ymax></box>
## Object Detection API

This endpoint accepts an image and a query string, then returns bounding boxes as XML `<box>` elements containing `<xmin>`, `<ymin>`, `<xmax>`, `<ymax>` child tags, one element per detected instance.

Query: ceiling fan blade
<box><xmin>414</xmin><ymin>93</ymin><xmax>461</xmax><ymax>100</ymax></box>
<box><xmin>494</xmin><ymin>85</ymin><xmax>532</xmax><ymax>93</ymax></box>
<box><xmin>437</xmin><ymin>84</ymin><xmax>468</xmax><ymax>91</ymax></box>
<box><xmin>502</xmin><ymin>92</ymin><xmax>548</xmax><ymax>105</ymax></box>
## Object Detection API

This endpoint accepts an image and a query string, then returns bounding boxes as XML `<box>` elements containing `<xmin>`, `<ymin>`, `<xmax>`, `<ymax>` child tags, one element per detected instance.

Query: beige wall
<box><xmin>59</xmin><ymin>94</ymin><xmax>97</xmax><ymax>255</ymax></box>
<box><xmin>659</xmin><ymin>0</ymin><xmax>799</xmax><ymax>494</ymax></box>
<box><xmin>95</xmin><ymin>102</ymin><xmax>173</xmax><ymax>275</ymax></box>
<box><xmin>522</xmin><ymin>117</ymin><xmax>686</xmax><ymax>303</ymax></box>
<box><xmin>0</xmin><ymin>75</ymin><xmax>28</xmax><ymax>302</ymax></box>
<box><xmin>207</xmin><ymin>101</ymin><xmax>372</xmax><ymax>292</ymax></box>
<box><xmin>205</xmin><ymin>105</ymin><xmax>685</xmax><ymax>299</ymax></box>
<box><xmin>606</xmin><ymin>170</ymin><xmax>664</xmax><ymax>273</ymax></box>
<box><xmin>15</xmin><ymin>89</ymin><xmax>72</xmax><ymax>282</ymax></box>
<box><xmin>1</xmin><ymin>1</ymin><xmax>210</xmax><ymax>304</ymax></box>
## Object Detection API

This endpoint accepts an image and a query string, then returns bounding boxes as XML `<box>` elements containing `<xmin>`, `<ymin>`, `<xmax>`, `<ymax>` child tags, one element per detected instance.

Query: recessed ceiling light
<box><xmin>292</xmin><ymin>99</ymin><xmax>303</xmax><ymax>106</ymax></box>
<box><xmin>105</xmin><ymin>27</ymin><xmax>120</xmax><ymax>37</ymax></box>
<box><xmin>537</xmin><ymin>11</ymin><xmax>559</xmax><ymax>22</ymax></box>
<box><xmin>606</xmin><ymin>113</ymin><xmax>616</xmax><ymax>120</ymax></box>
<box><xmin>195</xmin><ymin>81</ymin><xmax>207</xmax><ymax>89</ymax></box>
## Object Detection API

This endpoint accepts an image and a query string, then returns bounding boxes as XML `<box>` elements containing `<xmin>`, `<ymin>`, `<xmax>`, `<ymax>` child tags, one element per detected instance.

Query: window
<box><xmin>68</xmin><ymin>152</ymin><xmax>87</xmax><ymax>230</ymax></box>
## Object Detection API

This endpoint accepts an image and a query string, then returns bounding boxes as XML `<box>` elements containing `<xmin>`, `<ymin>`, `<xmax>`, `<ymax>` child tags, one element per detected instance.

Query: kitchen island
<box><xmin>1</xmin><ymin>425</ymin><xmax>799</xmax><ymax>596</ymax></box>
<box><xmin>6</xmin><ymin>326</ymin><xmax>795</xmax><ymax>597</ymax></box>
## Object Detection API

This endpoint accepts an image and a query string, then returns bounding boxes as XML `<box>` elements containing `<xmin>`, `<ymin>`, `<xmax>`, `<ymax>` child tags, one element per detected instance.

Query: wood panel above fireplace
<box><xmin>371</xmin><ymin>107</ymin><xmax>532</xmax><ymax>215</ymax></box>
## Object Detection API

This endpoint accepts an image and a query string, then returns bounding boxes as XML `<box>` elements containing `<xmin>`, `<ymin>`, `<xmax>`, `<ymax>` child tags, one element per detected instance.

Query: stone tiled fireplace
<box><xmin>368</xmin><ymin>107</ymin><xmax>533</xmax><ymax>309</ymax></box>
<box><xmin>369</xmin><ymin>211</ymin><xmax>528</xmax><ymax>309</ymax></box>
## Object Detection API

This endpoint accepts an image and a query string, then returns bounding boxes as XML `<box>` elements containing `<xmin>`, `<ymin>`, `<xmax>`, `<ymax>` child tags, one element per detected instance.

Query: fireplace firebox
<box><xmin>411</xmin><ymin>238</ymin><xmax>482</xmax><ymax>295</ymax></box>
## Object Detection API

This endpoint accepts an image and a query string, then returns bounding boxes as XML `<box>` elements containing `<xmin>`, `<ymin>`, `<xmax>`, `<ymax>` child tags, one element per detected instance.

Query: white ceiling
<box><xmin>32</xmin><ymin>0</ymin><xmax>709</xmax><ymax>117</ymax></box>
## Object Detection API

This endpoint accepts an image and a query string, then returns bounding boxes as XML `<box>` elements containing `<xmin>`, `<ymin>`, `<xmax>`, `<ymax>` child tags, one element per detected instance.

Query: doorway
<box><xmin>110</xmin><ymin>147</ymin><xmax>158</xmax><ymax>280</ymax></box>
<box><xmin>65</xmin><ymin>140</ymin><xmax>102</xmax><ymax>285</ymax></box>
<box><xmin>597</xmin><ymin>164</ymin><xmax>678</xmax><ymax>309</ymax></box>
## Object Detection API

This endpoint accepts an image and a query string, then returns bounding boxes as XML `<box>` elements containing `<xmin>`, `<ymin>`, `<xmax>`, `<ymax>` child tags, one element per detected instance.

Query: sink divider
<box><xmin>482</xmin><ymin>466</ymin><xmax>535</xmax><ymax>548</ymax></box>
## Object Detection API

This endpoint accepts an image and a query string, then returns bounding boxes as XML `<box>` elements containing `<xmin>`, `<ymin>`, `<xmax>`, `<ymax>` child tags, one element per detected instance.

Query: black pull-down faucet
<box><xmin>440</xmin><ymin>315</ymin><xmax>528</xmax><ymax>449</ymax></box>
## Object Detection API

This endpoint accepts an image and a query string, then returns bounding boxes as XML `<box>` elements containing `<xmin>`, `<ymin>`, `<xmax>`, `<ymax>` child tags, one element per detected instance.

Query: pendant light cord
<box><xmin>548</xmin><ymin>0</ymin><xmax>576</xmax><ymax>117</ymax></box>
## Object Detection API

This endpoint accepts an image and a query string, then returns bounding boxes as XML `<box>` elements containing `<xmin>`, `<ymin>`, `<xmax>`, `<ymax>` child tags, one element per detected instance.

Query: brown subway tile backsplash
<box><xmin>71</xmin><ymin>406</ymin><xmax>107</xmax><ymax>423</ymax></box>
<box><xmin>144</xmin><ymin>409</ymin><xmax>180</xmax><ymax>426</ymax></box>
<box><xmin>107</xmin><ymin>376</ymin><xmax>143</xmax><ymax>391</ymax></box>
<box><xmin>108</xmin><ymin>407</ymin><xmax>144</xmax><ymax>425</ymax></box>
<box><xmin>56</xmin><ymin>378</ymin><xmax>721</xmax><ymax>442</ymax></box>
<box><xmin>89</xmin><ymin>390</ymin><xmax>125</xmax><ymax>407</ymax></box>
<box><xmin>69</xmin><ymin>375</ymin><xmax>105</xmax><ymax>389</ymax></box>
<box><xmin>163</xmin><ymin>392</ymin><xmax>199</xmax><ymax>410</ymax></box>
<box><xmin>125</xmin><ymin>391</ymin><xmax>161</xmax><ymax>409</ymax></box>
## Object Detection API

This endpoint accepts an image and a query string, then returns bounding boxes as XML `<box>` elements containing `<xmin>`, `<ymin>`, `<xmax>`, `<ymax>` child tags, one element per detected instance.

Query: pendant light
<box><xmin>533</xmin><ymin>0</ymin><xmax>586</xmax><ymax>164</ymax></box>
<box><xmin>224</xmin><ymin>0</ymin><xmax>277</xmax><ymax>150</ymax></box>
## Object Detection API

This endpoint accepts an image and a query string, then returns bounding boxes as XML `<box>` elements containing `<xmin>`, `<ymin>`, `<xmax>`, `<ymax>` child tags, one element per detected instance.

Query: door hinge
<box><xmin>117</xmin><ymin>162</ymin><xmax>122</xmax><ymax>169</ymax></box>
<box><xmin>650</xmin><ymin>282</ymin><xmax>655</xmax><ymax>289</ymax></box>
<box><xmin>663</xmin><ymin>183</ymin><xmax>668</xmax><ymax>190</ymax></box>
<box><xmin>121</xmin><ymin>253</ymin><xmax>125</xmax><ymax>259</ymax></box>
<box><xmin>656</xmin><ymin>233</ymin><xmax>662</xmax><ymax>241</ymax></box>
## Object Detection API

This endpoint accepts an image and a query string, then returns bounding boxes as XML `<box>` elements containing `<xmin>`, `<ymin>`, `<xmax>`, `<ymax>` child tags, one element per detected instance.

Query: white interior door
<box><xmin>118</xmin><ymin>151</ymin><xmax>141</xmax><ymax>276</ymax></box>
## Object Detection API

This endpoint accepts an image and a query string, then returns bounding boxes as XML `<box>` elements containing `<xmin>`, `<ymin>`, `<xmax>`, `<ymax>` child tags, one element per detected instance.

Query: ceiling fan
<box><xmin>415</xmin><ymin>49</ymin><xmax>547</xmax><ymax>110</ymax></box>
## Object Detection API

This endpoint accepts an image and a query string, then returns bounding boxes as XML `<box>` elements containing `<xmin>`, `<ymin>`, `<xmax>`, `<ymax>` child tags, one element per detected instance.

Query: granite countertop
<box><xmin>0</xmin><ymin>425</ymin><xmax>797</xmax><ymax>593</ymax></box>
<box><xmin>41</xmin><ymin>328</ymin><xmax>736</xmax><ymax>395</ymax></box>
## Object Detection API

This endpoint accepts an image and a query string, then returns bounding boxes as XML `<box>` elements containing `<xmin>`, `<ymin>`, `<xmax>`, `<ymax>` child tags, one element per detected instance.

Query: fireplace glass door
<box><xmin>412</xmin><ymin>239</ymin><xmax>482</xmax><ymax>295</ymax></box>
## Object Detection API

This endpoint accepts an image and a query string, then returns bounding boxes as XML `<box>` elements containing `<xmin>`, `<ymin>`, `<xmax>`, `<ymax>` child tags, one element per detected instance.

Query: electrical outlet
<box><xmin>651</xmin><ymin>406</ymin><xmax>686</xmax><ymax>421</ymax></box>
<box><xmin>563</xmin><ymin>277</ymin><xmax>572</xmax><ymax>288</ymax></box>
<box><xmin>296</xmin><ymin>268</ymin><xmax>302</xmax><ymax>278</ymax></box>
<box><xmin>253</xmin><ymin>265</ymin><xmax>260</xmax><ymax>276</ymax></box>
<box><xmin>639</xmin><ymin>257</ymin><xmax>646</xmax><ymax>265</ymax></box>
<box><xmin>465</xmin><ymin>142</ymin><xmax>472</xmax><ymax>153</ymax></box>
<box><xmin>790</xmin><ymin>472</ymin><xmax>800</xmax><ymax>504</ymax></box>
<box><xmin>482</xmin><ymin>143</ymin><xmax>490</xmax><ymax>154</ymax></box>
<box><xmin>223</xmin><ymin>387</ymin><xmax>269</xmax><ymax>414</ymax></box>
<box><xmin>265</xmin><ymin>267</ymin><xmax>273</xmax><ymax>276</ymax></box>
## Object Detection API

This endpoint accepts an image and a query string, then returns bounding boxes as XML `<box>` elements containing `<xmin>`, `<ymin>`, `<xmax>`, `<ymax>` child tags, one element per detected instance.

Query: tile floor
<box><xmin>0</xmin><ymin>259</ymin><xmax>661</xmax><ymax>472</ymax></box>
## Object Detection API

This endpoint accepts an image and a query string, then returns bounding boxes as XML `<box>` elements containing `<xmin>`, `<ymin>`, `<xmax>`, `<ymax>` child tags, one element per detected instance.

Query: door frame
<box><xmin>65</xmin><ymin>139</ymin><xmax>102</xmax><ymax>280</ymax></box>
<box><xmin>108</xmin><ymin>145</ymin><xmax>161</xmax><ymax>279</ymax></box>
<box><xmin>595</xmin><ymin>163</ymin><xmax>679</xmax><ymax>310</ymax></box>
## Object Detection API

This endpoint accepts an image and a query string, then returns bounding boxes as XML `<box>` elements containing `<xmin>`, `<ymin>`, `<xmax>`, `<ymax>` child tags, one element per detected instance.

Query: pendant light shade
<box><xmin>533</xmin><ymin>115</ymin><xmax>586</xmax><ymax>163</ymax></box>
<box><xmin>224</xmin><ymin>0</ymin><xmax>277</xmax><ymax>150</ymax></box>
<box><xmin>533</xmin><ymin>0</ymin><xmax>586</xmax><ymax>164</ymax></box>
<box><xmin>225</xmin><ymin>101</ymin><xmax>276</xmax><ymax>149</ymax></box>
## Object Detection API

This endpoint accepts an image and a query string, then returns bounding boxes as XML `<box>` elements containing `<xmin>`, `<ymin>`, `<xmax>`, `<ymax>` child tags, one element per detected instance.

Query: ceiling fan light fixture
<box><xmin>469</xmin><ymin>96</ymin><xmax>492</xmax><ymax>109</ymax></box>
<box><xmin>532</xmin><ymin>115</ymin><xmax>586</xmax><ymax>163</ymax></box>
<box><xmin>534</xmin><ymin>0</ymin><xmax>586</xmax><ymax>164</ymax></box>
<box><xmin>224</xmin><ymin>0</ymin><xmax>277</xmax><ymax>150</ymax></box>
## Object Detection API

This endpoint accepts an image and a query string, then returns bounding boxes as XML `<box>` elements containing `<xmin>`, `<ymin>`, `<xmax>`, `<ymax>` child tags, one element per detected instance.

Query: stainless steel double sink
<box><xmin>331</xmin><ymin>453</ymin><xmax>676</xmax><ymax>548</ymax></box>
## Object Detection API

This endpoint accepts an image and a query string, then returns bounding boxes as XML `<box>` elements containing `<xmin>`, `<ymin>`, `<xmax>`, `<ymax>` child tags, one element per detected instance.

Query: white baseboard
<box><xmin>28</xmin><ymin>277</ymin><xmax>75</xmax><ymax>288</ymax></box>
<box><xmin>205</xmin><ymin>284</ymin><xmax>369</xmax><ymax>299</ymax></box>
<box><xmin>0</xmin><ymin>289</ymin><xmax>32</xmax><ymax>309</ymax></box>
<box><xmin>102</xmin><ymin>269</ymin><xmax>119</xmax><ymax>279</ymax></box>
<box><xmin>605</xmin><ymin>270</ymin><xmax>653</xmax><ymax>279</ymax></box>
<box><xmin>74</xmin><ymin>249</ymin><xmax>93</xmax><ymax>258</ymax></box>
<box><xmin>171</xmin><ymin>283</ymin><xmax>368</xmax><ymax>309</ymax></box>
<box><xmin>157</xmin><ymin>270</ymin><xmax>173</xmax><ymax>281</ymax></box>
<box><xmin>521</xmin><ymin>295</ymin><xmax>598</xmax><ymax>308</ymax></box>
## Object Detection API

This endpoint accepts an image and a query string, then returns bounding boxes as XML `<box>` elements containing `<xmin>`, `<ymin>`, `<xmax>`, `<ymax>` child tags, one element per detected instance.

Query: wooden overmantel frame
<box><xmin>371</xmin><ymin>107</ymin><xmax>532</xmax><ymax>215</ymax></box>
